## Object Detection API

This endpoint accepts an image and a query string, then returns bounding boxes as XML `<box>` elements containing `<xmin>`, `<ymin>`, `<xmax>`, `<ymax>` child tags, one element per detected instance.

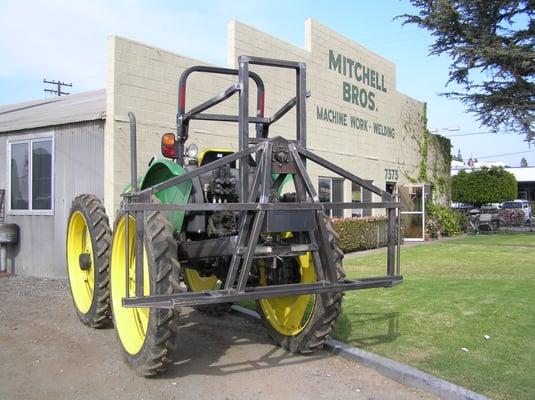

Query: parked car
<box><xmin>451</xmin><ymin>202</ymin><xmax>473</xmax><ymax>211</ymax></box>
<box><xmin>482</xmin><ymin>203</ymin><xmax>502</xmax><ymax>210</ymax></box>
<box><xmin>501</xmin><ymin>200</ymin><xmax>532</xmax><ymax>223</ymax></box>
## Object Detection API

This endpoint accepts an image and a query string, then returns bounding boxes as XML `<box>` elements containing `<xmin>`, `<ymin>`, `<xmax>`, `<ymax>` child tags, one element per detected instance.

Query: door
<box><xmin>399</xmin><ymin>184</ymin><xmax>425</xmax><ymax>241</ymax></box>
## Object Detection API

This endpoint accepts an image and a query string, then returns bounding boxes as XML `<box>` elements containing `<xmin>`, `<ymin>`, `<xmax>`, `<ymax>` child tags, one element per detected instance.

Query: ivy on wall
<box><xmin>400</xmin><ymin>101</ymin><xmax>452</xmax><ymax>203</ymax></box>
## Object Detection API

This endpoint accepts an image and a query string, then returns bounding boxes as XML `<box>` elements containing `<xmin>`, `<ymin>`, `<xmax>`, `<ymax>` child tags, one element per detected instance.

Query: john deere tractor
<box><xmin>66</xmin><ymin>56</ymin><xmax>402</xmax><ymax>376</ymax></box>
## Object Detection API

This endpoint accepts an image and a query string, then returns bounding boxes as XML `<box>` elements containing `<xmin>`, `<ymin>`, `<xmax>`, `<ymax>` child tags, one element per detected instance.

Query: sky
<box><xmin>0</xmin><ymin>0</ymin><xmax>533</xmax><ymax>167</ymax></box>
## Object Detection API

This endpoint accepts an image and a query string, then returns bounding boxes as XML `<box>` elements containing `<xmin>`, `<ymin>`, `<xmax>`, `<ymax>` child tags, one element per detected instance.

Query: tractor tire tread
<box><xmin>67</xmin><ymin>194</ymin><xmax>112</xmax><ymax>328</ymax></box>
<box><xmin>116</xmin><ymin>208</ymin><xmax>180</xmax><ymax>377</ymax></box>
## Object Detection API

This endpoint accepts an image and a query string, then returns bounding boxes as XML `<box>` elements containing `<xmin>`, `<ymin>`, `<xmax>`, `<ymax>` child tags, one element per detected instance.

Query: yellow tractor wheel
<box><xmin>110</xmin><ymin>209</ymin><xmax>180</xmax><ymax>376</ymax></box>
<box><xmin>256</xmin><ymin>216</ymin><xmax>345</xmax><ymax>353</ymax></box>
<box><xmin>183</xmin><ymin>266</ymin><xmax>231</xmax><ymax>316</ymax></box>
<box><xmin>66</xmin><ymin>194</ymin><xmax>111</xmax><ymax>328</ymax></box>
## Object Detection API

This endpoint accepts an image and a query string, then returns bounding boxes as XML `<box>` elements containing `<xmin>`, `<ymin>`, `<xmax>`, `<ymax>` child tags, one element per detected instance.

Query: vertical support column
<box><xmin>386</xmin><ymin>206</ymin><xmax>396</xmax><ymax>276</ymax></box>
<box><xmin>135</xmin><ymin>211</ymin><xmax>144</xmax><ymax>297</ymax></box>
<box><xmin>125</xmin><ymin>211</ymin><xmax>130</xmax><ymax>298</ymax></box>
<box><xmin>128</xmin><ymin>112</ymin><xmax>138</xmax><ymax>192</ymax></box>
<box><xmin>396</xmin><ymin>195</ymin><xmax>401</xmax><ymax>276</ymax></box>
<box><xmin>126</xmin><ymin>112</ymin><xmax>137</xmax><ymax>298</ymax></box>
<box><xmin>296</xmin><ymin>64</ymin><xmax>307</xmax><ymax>167</ymax></box>
<box><xmin>238</xmin><ymin>57</ymin><xmax>250</xmax><ymax>203</ymax></box>
<box><xmin>224</xmin><ymin>149</ymin><xmax>264</xmax><ymax>291</ymax></box>
<box><xmin>236</xmin><ymin>142</ymin><xmax>271</xmax><ymax>291</ymax></box>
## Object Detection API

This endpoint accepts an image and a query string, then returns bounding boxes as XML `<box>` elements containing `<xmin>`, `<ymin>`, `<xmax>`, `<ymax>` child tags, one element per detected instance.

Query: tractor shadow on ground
<box><xmin>334</xmin><ymin>312</ymin><xmax>400</xmax><ymax>348</ymax></box>
<box><xmin>157</xmin><ymin>308</ymin><xmax>327</xmax><ymax>379</ymax></box>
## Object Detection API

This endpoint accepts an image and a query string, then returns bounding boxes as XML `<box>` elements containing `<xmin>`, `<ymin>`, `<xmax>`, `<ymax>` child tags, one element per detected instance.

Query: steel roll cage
<box><xmin>121</xmin><ymin>55</ymin><xmax>403</xmax><ymax>310</ymax></box>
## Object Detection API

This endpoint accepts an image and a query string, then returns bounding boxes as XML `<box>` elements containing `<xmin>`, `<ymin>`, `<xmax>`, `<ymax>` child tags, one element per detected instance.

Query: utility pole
<box><xmin>43</xmin><ymin>79</ymin><xmax>72</xmax><ymax>96</ymax></box>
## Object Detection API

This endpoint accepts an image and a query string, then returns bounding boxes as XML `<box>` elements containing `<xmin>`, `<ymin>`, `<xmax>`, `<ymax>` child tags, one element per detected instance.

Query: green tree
<box><xmin>452</xmin><ymin>167</ymin><xmax>517</xmax><ymax>205</ymax></box>
<box><xmin>399</xmin><ymin>1</ymin><xmax>535</xmax><ymax>142</ymax></box>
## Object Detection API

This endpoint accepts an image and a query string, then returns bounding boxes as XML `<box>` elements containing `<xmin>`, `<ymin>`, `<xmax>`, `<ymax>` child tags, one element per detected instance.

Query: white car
<box><xmin>501</xmin><ymin>200</ymin><xmax>532</xmax><ymax>223</ymax></box>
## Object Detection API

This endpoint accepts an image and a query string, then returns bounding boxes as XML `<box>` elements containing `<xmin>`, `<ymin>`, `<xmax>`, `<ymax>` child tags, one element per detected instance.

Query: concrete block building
<box><xmin>0</xmin><ymin>19</ymin><xmax>450</xmax><ymax>277</ymax></box>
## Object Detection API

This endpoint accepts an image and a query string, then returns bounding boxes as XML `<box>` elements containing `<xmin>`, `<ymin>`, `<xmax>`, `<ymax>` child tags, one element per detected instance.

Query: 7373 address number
<box><xmin>385</xmin><ymin>168</ymin><xmax>399</xmax><ymax>181</ymax></box>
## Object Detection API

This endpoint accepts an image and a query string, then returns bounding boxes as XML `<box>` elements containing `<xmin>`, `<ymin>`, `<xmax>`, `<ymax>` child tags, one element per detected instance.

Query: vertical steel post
<box><xmin>296</xmin><ymin>64</ymin><xmax>307</xmax><ymax>149</ymax></box>
<box><xmin>125</xmin><ymin>212</ymin><xmax>130</xmax><ymax>298</ymax></box>
<box><xmin>236</xmin><ymin>142</ymin><xmax>271</xmax><ymax>291</ymax></box>
<box><xmin>135</xmin><ymin>211</ymin><xmax>144</xmax><ymax>297</ymax></box>
<box><xmin>223</xmin><ymin>145</ymin><xmax>265</xmax><ymax>291</ymax></box>
<box><xmin>396</xmin><ymin>194</ymin><xmax>401</xmax><ymax>275</ymax></box>
<box><xmin>238</xmin><ymin>57</ymin><xmax>250</xmax><ymax>203</ymax></box>
<box><xmin>126</xmin><ymin>112</ymin><xmax>138</xmax><ymax>299</ymax></box>
<box><xmin>128</xmin><ymin>112</ymin><xmax>138</xmax><ymax>192</ymax></box>
<box><xmin>296</xmin><ymin>65</ymin><xmax>307</xmax><ymax>174</ymax></box>
<box><xmin>386</xmin><ymin>206</ymin><xmax>396</xmax><ymax>276</ymax></box>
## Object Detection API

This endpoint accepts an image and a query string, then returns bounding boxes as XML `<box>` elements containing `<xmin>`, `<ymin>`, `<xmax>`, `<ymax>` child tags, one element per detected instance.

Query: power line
<box><xmin>443</xmin><ymin>130</ymin><xmax>508</xmax><ymax>137</ymax></box>
<box><xmin>476</xmin><ymin>150</ymin><xmax>535</xmax><ymax>159</ymax></box>
<box><xmin>43</xmin><ymin>79</ymin><xmax>72</xmax><ymax>96</ymax></box>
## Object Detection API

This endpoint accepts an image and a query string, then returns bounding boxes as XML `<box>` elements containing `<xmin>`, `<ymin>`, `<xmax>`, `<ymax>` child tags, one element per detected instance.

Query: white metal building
<box><xmin>0</xmin><ymin>90</ymin><xmax>105</xmax><ymax>277</ymax></box>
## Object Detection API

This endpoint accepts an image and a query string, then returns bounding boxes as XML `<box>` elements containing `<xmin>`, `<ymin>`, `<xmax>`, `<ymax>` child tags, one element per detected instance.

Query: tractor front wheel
<box><xmin>110</xmin><ymin>209</ymin><xmax>180</xmax><ymax>376</ymax></box>
<box><xmin>256</xmin><ymin>217</ymin><xmax>345</xmax><ymax>353</ymax></box>
<box><xmin>66</xmin><ymin>194</ymin><xmax>111</xmax><ymax>328</ymax></box>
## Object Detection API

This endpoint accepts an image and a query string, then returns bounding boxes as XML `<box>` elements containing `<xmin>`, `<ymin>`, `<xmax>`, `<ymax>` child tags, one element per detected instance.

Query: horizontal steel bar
<box><xmin>124</xmin><ymin>201</ymin><xmax>399</xmax><ymax>212</ymax></box>
<box><xmin>240</xmin><ymin>55</ymin><xmax>304</xmax><ymax>70</ymax></box>
<box><xmin>125</xmin><ymin>202</ymin><xmax>318</xmax><ymax>211</ymax></box>
<box><xmin>239</xmin><ymin>243</ymin><xmax>318</xmax><ymax>256</ymax></box>
<box><xmin>122</xmin><ymin>275</ymin><xmax>404</xmax><ymax>309</ymax></box>
<box><xmin>190</xmin><ymin>114</ymin><xmax>269</xmax><ymax>124</ymax></box>
<box><xmin>323</xmin><ymin>202</ymin><xmax>399</xmax><ymax>210</ymax></box>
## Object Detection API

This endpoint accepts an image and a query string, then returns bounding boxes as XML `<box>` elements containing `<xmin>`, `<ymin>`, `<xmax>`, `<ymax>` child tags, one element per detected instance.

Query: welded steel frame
<box><xmin>121</xmin><ymin>55</ymin><xmax>402</xmax><ymax>309</ymax></box>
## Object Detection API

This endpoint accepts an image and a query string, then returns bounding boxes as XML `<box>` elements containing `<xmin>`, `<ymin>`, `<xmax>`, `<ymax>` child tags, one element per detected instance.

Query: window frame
<box><xmin>351</xmin><ymin>182</ymin><xmax>364</xmax><ymax>218</ymax></box>
<box><xmin>319</xmin><ymin>176</ymin><xmax>344</xmax><ymax>218</ymax></box>
<box><xmin>7</xmin><ymin>134</ymin><xmax>55</xmax><ymax>215</ymax></box>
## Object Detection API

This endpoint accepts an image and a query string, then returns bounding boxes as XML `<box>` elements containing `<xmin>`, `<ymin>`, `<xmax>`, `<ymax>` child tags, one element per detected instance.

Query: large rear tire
<box><xmin>66</xmin><ymin>194</ymin><xmax>111</xmax><ymax>328</ymax></box>
<box><xmin>256</xmin><ymin>216</ymin><xmax>345</xmax><ymax>353</ymax></box>
<box><xmin>110</xmin><ymin>209</ymin><xmax>180</xmax><ymax>376</ymax></box>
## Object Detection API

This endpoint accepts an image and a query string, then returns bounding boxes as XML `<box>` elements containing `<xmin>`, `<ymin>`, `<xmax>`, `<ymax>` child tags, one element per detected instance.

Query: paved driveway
<box><xmin>0</xmin><ymin>276</ymin><xmax>435</xmax><ymax>400</ymax></box>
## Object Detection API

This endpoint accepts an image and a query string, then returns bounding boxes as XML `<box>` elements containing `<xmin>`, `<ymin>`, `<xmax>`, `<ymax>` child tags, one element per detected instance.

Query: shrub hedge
<box><xmin>426</xmin><ymin>203</ymin><xmax>462</xmax><ymax>237</ymax></box>
<box><xmin>331</xmin><ymin>216</ymin><xmax>390</xmax><ymax>253</ymax></box>
<box><xmin>451</xmin><ymin>167</ymin><xmax>517</xmax><ymax>206</ymax></box>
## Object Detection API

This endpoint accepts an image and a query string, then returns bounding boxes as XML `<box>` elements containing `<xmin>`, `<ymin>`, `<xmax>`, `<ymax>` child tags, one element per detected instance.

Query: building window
<box><xmin>319</xmin><ymin>177</ymin><xmax>343</xmax><ymax>218</ymax></box>
<box><xmin>351</xmin><ymin>182</ymin><xmax>363</xmax><ymax>217</ymax></box>
<box><xmin>8</xmin><ymin>137</ymin><xmax>54</xmax><ymax>213</ymax></box>
<box><xmin>351</xmin><ymin>181</ymin><xmax>373</xmax><ymax>217</ymax></box>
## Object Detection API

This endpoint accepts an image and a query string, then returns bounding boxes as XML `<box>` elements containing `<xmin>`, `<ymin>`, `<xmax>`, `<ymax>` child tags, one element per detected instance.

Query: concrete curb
<box><xmin>231</xmin><ymin>305</ymin><xmax>490</xmax><ymax>400</ymax></box>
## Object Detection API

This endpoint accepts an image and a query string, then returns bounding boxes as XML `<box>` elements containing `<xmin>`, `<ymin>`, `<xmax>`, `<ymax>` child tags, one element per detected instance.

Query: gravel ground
<box><xmin>0</xmin><ymin>275</ymin><xmax>435</xmax><ymax>400</ymax></box>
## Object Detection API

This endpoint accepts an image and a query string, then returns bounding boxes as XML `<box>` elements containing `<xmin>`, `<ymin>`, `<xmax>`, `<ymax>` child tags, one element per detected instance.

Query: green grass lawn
<box><xmin>336</xmin><ymin>233</ymin><xmax>535</xmax><ymax>400</ymax></box>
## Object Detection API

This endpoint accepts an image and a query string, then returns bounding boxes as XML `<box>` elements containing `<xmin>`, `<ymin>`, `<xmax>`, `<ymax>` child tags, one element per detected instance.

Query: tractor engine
<box><xmin>204</xmin><ymin>165</ymin><xmax>239</xmax><ymax>238</ymax></box>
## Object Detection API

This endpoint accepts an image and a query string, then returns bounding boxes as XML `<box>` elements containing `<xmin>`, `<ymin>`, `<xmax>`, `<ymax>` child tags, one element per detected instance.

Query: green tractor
<box><xmin>65</xmin><ymin>56</ymin><xmax>402</xmax><ymax>376</ymax></box>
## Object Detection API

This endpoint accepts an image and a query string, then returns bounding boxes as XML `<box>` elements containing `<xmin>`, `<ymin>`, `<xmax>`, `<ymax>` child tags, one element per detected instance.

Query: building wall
<box><xmin>105</xmin><ymin>19</ymin><xmax>449</xmax><ymax>217</ymax></box>
<box><xmin>1</xmin><ymin>120</ymin><xmax>104</xmax><ymax>277</ymax></box>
